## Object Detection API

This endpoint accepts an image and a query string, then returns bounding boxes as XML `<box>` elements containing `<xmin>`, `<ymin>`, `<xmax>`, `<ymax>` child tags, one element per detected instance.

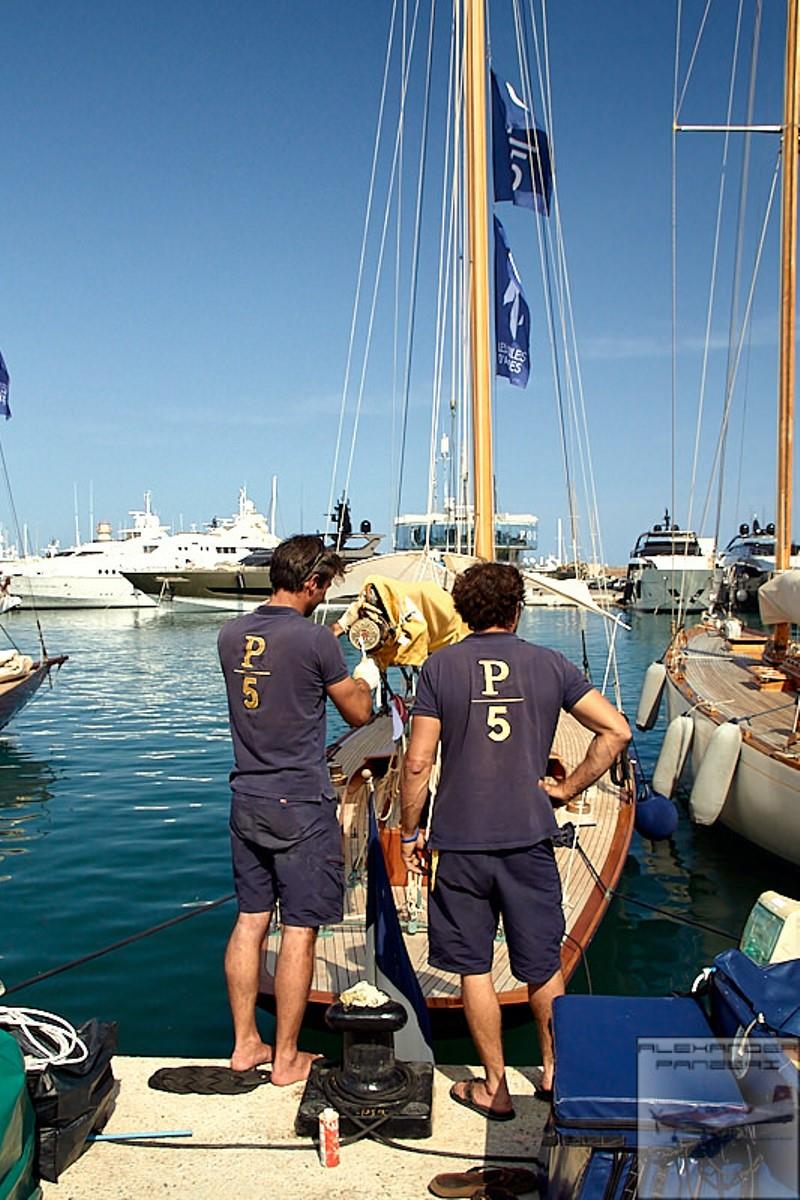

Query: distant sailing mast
<box><xmin>674</xmin><ymin>0</ymin><xmax>800</xmax><ymax>632</ymax></box>
<box><xmin>464</xmin><ymin>0</ymin><xmax>495</xmax><ymax>561</ymax></box>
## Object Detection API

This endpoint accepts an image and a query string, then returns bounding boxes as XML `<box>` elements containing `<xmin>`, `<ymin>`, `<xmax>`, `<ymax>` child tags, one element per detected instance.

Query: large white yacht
<box><xmin>620</xmin><ymin>512</ymin><xmax>715</xmax><ymax>614</ymax></box>
<box><xmin>716</xmin><ymin>519</ymin><xmax>800</xmax><ymax>612</ymax></box>
<box><xmin>5</xmin><ymin>489</ymin><xmax>279</xmax><ymax>609</ymax></box>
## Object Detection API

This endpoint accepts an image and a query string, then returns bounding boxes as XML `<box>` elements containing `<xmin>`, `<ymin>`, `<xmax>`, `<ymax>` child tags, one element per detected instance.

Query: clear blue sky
<box><xmin>0</xmin><ymin>1</ymin><xmax>791</xmax><ymax>564</ymax></box>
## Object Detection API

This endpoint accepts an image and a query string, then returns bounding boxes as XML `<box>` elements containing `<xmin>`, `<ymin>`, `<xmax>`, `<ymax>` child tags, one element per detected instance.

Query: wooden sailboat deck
<box><xmin>261</xmin><ymin>710</ymin><xmax>633</xmax><ymax>1008</ymax></box>
<box><xmin>669</xmin><ymin>624</ymin><xmax>800</xmax><ymax>761</ymax></box>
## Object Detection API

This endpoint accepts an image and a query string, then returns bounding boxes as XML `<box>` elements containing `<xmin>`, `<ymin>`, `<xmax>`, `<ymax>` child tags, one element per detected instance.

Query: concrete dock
<box><xmin>40</xmin><ymin>1058</ymin><xmax>549</xmax><ymax>1199</ymax></box>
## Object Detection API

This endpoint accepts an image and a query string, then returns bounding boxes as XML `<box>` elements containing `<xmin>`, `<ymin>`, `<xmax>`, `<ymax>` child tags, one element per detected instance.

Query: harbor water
<box><xmin>1</xmin><ymin>605</ymin><xmax>796</xmax><ymax>1064</ymax></box>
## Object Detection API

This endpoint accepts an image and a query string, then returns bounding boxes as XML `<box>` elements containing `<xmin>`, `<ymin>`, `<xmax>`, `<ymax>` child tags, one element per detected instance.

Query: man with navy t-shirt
<box><xmin>400</xmin><ymin>562</ymin><xmax>630</xmax><ymax>1120</ymax></box>
<box><xmin>218</xmin><ymin>535</ymin><xmax>377</xmax><ymax>1085</ymax></box>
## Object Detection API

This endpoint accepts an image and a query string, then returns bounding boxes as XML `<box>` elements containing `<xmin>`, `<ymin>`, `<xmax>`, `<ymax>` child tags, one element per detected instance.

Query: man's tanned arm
<box><xmin>540</xmin><ymin>689</ymin><xmax>631</xmax><ymax>806</ymax></box>
<box><xmin>399</xmin><ymin>714</ymin><xmax>440</xmax><ymax>875</ymax></box>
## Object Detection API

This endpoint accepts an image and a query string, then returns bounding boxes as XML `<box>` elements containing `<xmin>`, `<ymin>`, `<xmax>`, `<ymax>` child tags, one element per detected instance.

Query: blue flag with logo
<box><xmin>0</xmin><ymin>352</ymin><xmax>10</xmax><ymax>420</ymax></box>
<box><xmin>494</xmin><ymin>217</ymin><xmax>530</xmax><ymax>388</ymax></box>
<box><xmin>491</xmin><ymin>71</ymin><xmax>552</xmax><ymax>215</ymax></box>
<box><xmin>365</xmin><ymin>796</ymin><xmax>433</xmax><ymax>1063</ymax></box>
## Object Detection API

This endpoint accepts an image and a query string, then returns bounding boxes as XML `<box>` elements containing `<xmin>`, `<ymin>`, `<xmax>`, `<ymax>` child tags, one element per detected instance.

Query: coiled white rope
<box><xmin>0</xmin><ymin>1005</ymin><xmax>89</xmax><ymax>1071</ymax></box>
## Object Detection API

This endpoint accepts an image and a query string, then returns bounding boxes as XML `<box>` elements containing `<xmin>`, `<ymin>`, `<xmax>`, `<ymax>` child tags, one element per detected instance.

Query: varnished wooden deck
<box><xmin>261</xmin><ymin>710</ymin><xmax>633</xmax><ymax>1009</ymax></box>
<box><xmin>667</xmin><ymin>624</ymin><xmax>800</xmax><ymax>763</ymax></box>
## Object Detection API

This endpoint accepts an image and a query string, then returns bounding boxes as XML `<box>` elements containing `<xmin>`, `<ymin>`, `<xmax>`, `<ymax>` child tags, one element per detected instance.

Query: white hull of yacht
<box><xmin>626</xmin><ymin>565</ymin><xmax>714</xmax><ymax>613</ymax></box>
<box><xmin>664</xmin><ymin>676</ymin><xmax>800</xmax><ymax>866</ymax></box>
<box><xmin>11</xmin><ymin>574</ymin><xmax>157</xmax><ymax>609</ymax></box>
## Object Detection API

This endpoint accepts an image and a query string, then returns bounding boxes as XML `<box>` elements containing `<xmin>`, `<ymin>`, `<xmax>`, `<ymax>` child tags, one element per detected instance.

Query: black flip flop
<box><xmin>533</xmin><ymin>1085</ymin><xmax>553</xmax><ymax>1102</ymax></box>
<box><xmin>449</xmin><ymin>1080</ymin><xmax>516</xmax><ymax>1122</ymax></box>
<box><xmin>148</xmin><ymin>1065</ymin><xmax>271</xmax><ymax>1095</ymax></box>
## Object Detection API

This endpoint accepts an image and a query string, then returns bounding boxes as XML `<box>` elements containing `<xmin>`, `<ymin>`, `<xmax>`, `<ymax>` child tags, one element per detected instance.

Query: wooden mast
<box><xmin>773</xmin><ymin>0</ymin><xmax>800</xmax><ymax>654</ymax></box>
<box><xmin>464</xmin><ymin>0</ymin><xmax>495</xmax><ymax>561</ymax></box>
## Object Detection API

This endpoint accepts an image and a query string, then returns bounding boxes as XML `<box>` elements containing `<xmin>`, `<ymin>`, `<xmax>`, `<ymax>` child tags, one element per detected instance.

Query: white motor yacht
<box><xmin>716</xmin><ymin>520</ymin><xmax>800</xmax><ymax>612</ymax></box>
<box><xmin>621</xmin><ymin>512</ymin><xmax>715</xmax><ymax>614</ymax></box>
<box><xmin>6</xmin><ymin>488</ymin><xmax>279</xmax><ymax>609</ymax></box>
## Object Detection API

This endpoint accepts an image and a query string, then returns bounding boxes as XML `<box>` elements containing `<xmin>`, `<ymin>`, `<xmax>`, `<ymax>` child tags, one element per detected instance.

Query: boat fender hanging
<box><xmin>689</xmin><ymin>722</ymin><xmax>742</xmax><ymax>826</ymax></box>
<box><xmin>635</xmin><ymin>662</ymin><xmax>666</xmax><ymax>731</ymax></box>
<box><xmin>634</xmin><ymin>785</ymin><xmax>678</xmax><ymax>840</ymax></box>
<box><xmin>652</xmin><ymin>714</ymin><xmax>694</xmax><ymax>798</ymax></box>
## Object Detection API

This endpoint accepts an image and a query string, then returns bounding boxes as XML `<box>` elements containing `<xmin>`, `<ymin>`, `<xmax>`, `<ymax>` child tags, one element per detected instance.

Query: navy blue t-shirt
<box><xmin>218</xmin><ymin>605</ymin><xmax>348</xmax><ymax>801</ymax></box>
<box><xmin>413</xmin><ymin>631</ymin><xmax>593</xmax><ymax>849</ymax></box>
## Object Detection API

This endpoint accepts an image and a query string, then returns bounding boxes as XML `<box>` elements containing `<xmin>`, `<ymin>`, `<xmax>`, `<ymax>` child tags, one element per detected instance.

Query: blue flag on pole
<box><xmin>491</xmin><ymin>71</ymin><xmax>552</xmax><ymax>215</ymax></box>
<box><xmin>494</xmin><ymin>216</ymin><xmax>531</xmax><ymax>388</ymax></box>
<box><xmin>365</xmin><ymin>796</ymin><xmax>434</xmax><ymax>1063</ymax></box>
<box><xmin>0</xmin><ymin>352</ymin><xmax>10</xmax><ymax>420</ymax></box>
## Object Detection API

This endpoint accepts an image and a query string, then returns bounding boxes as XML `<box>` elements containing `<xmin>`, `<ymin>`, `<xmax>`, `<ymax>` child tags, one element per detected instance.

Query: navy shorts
<box><xmin>229</xmin><ymin>792</ymin><xmax>344</xmax><ymax>926</ymax></box>
<box><xmin>428</xmin><ymin>841</ymin><xmax>564</xmax><ymax>983</ymax></box>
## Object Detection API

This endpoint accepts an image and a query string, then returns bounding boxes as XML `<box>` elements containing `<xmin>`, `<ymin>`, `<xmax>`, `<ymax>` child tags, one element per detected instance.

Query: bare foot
<box><xmin>230</xmin><ymin>1038</ymin><xmax>274</xmax><ymax>1072</ymax></box>
<box><xmin>270</xmin><ymin>1051</ymin><xmax>323</xmax><ymax>1087</ymax></box>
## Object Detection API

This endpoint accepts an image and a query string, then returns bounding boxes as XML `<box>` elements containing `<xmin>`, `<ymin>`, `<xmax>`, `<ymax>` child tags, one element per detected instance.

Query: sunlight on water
<box><xmin>1</xmin><ymin>605</ymin><xmax>796</xmax><ymax>1061</ymax></box>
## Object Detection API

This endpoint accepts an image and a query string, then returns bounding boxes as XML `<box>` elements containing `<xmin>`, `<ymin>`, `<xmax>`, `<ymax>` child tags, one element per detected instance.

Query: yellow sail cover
<box><xmin>361</xmin><ymin>576</ymin><xmax>468</xmax><ymax>667</ymax></box>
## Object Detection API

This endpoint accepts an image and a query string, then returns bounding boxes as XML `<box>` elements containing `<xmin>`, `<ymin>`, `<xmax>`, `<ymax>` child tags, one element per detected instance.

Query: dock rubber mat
<box><xmin>148</xmin><ymin>1065</ymin><xmax>271</xmax><ymax>1095</ymax></box>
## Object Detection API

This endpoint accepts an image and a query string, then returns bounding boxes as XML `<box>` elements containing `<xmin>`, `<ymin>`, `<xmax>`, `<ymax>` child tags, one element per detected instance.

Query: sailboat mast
<box><xmin>777</xmin><ymin>0</ymin><xmax>800</xmax><ymax>579</ymax></box>
<box><xmin>464</xmin><ymin>0</ymin><xmax>495</xmax><ymax>561</ymax></box>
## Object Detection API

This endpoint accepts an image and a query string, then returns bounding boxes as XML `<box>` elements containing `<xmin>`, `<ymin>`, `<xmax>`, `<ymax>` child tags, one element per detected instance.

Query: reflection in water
<box><xmin>1</xmin><ymin>604</ymin><xmax>797</xmax><ymax>1059</ymax></box>
<box><xmin>0</xmin><ymin>742</ymin><xmax>57</xmax><ymax>874</ymax></box>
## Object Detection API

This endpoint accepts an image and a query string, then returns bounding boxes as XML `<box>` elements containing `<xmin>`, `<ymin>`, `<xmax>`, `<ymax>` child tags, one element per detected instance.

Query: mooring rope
<box><xmin>0</xmin><ymin>893</ymin><xmax>236</xmax><ymax>998</ymax></box>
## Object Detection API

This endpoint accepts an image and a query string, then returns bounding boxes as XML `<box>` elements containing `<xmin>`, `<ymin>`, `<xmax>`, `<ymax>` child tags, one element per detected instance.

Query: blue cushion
<box><xmin>552</xmin><ymin>995</ymin><xmax>747</xmax><ymax>1133</ymax></box>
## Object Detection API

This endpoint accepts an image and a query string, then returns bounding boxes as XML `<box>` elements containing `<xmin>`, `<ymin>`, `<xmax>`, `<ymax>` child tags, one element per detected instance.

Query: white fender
<box><xmin>635</xmin><ymin>662</ymin><xmax>666</xmax><ymax>731</ymax></box>
<box><xmin>652</xmin><ymin>714</ymin><xmax>694</xmax><ymax>797</ymax></box>
<box><xmin>689</xmin><ymin>722</ymin><xmax>742</xmax><ymax>825</ymax></box>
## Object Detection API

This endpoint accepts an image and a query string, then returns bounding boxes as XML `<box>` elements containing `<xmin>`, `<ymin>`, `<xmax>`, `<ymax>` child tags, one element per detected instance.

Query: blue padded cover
<box><xmin>711</xmin><ymin>949</ymin><xmax>800</xmax><ymax>1038</ymax></box>
<box><xmin>552</xmin><ymin>995</ymin><xmax>746</xmax><ymax>1131</ymax></box>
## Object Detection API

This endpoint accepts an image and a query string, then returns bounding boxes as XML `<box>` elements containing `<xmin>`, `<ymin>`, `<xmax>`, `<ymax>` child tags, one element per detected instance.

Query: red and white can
<box><xmin>318</xmin><ymin>1106</ymin><xmax>340</xmax><ymax>1168</ymax></box>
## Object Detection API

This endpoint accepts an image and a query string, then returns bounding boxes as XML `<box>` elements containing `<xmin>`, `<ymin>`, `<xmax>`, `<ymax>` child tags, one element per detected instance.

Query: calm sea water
<box><xmin>1</xmin><ymin>605</ymin><xmax>796</xmax><ymax>1064</ymax></box>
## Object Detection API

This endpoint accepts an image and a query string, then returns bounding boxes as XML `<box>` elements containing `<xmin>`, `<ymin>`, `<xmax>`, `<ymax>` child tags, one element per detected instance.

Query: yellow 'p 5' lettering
<box><xmin>486</xmin><ymin>703</ymin><xmax>511</xmax><ymax>741</ymax></box>
<box><xmin>478</xmin><ymin>658</ymin><xmax>510</xmax><ymax>696</ymax></box>
<box><xmin>242</xmin><ymin>675</ymin><xmax>260</xmax><ymax>710</ymax></box>
<box><xmin>241</xmin><ymin>635</ymin><xmax>266</xmax><ymax>670</ymax></box>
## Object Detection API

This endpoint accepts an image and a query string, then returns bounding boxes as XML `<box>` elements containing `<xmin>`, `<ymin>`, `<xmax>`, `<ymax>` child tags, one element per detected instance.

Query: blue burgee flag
<box><xmin>494</xmin><ymin>216</ymin><xmax>530</xmax><ymax>388</ymax></box>
<box><xmin>365</xmin><ymin>796</ymin><xmax>434</xmax><ymax>1063</ymax></box>
<box><xmin>491</xmin><ymin>71</ymin><xmax>552</xmax><ymax>215</ymax></box>
<box><xmin>0</xmin><ymin>352</ymin><xmax>10</xmax><ymax>420</ymax></box>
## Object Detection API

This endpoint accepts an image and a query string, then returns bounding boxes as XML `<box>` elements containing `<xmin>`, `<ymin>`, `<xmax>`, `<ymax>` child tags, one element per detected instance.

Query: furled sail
<box><xmin>355</xmin><ymin>577</ymin><xmax>468</xmax><ymax>668</ymax></box>
<box><xmin>758</xmin><ymin>569</ymin><xmax>800</xmax><ymax>626</ymax></box>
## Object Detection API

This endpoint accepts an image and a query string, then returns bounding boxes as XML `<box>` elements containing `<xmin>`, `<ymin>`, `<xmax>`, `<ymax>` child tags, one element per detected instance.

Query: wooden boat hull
<box><xmin>259</xmin><ymin>710</ymin><xmax>634</xmax><ymax>1010</ymax></box>
<box><xmin>664</xmin><ymin>625</ymin><xmax>800</xmax><ymax>865</ymax></box>
<box><xmin>0</xmin><ymin>656</ymin><xmax>67</xmax><ymax>732</ymax></box>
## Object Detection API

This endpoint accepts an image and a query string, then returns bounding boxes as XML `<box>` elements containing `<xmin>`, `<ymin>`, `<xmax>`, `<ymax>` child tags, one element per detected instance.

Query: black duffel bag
<box><xmin>25</xmin><ymin>1018</ymin><xmax>118</xmax><ymax>1182</ymax></box>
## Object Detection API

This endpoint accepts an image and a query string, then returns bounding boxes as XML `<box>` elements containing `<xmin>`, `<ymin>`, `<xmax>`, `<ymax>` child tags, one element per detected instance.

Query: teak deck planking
<box><xmin>261</xmin><ymin>710</ymin><xmax>633</xmax><ymax>1009</ymax></box>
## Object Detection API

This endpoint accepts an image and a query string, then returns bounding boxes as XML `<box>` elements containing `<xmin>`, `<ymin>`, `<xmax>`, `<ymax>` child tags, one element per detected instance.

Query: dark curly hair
<box><xmin>269</xmin><ymin>535</ymin><xmax>345</xmax><ymax>593</ymax></box>
<box><xmin>452</xmin><ymin>562</ymin><xmax>525</xmax><ymax>631</ymax></box>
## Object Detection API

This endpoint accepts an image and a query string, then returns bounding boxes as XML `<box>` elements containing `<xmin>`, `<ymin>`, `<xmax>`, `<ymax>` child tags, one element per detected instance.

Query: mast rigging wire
<box><xmin>0</xmin><ymin>436</ymin><xmax>48</xmax><ymax>658</ymax></box>
<box><xmin>681</xmin><ymin>0</ymin><xmax>745</xmax><ymax>622</ymax></box>
<box><xmin>713</xmin><ymin>1</ymin><xmax>764</xmax><ymax>549</ymax></box>
<box><xmin>325</xmin><ymin>0</ymin><xmax>401</xmax><ymax>542</ymax></box>
<box><xmin>340</xmin><ymin>0</ymin><xmax>427</xmax><ymax>536</ymax></box>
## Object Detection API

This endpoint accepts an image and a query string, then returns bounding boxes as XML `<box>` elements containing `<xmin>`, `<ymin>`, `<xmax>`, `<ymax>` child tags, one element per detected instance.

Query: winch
<box><xmin>346</xmin><ymin>586</ymin><xmax>392</xmax><ymax>654</ymax></box>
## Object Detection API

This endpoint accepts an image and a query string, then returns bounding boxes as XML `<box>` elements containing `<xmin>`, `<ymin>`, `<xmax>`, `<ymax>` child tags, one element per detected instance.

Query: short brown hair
<box><xmin>452</xmin><ymin>562</ymin><xmax>524</xmax><ymax>631</ymax></box>
<box><xmin>269</xmin><ymin>535</ymin><xmax>345</xmax><ymax>592</ymax></box>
